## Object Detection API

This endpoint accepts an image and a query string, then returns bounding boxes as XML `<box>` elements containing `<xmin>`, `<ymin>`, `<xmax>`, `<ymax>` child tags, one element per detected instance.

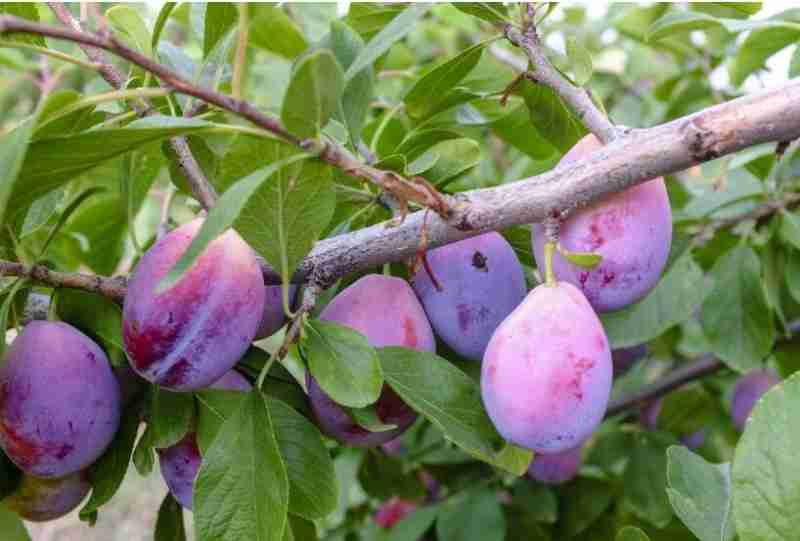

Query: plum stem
<box><xmin>543</xmin><ymin>241</ymin><xmax>557</xmax><ymax>286</ymax></box>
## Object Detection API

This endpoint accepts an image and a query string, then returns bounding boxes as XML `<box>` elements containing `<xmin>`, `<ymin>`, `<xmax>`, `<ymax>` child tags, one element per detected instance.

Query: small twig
<box><xmin>693</xmin><ymin>193</ymin><xmax>800</xmax><ymax>247</ymax></box>
<box><xmin>504</xmin><ymin>24</ymin><xmax>620</xmax><ymax>143</ymax></box>
<box><xmin>0</xmin><ymin>260</ymin><xmax>126</xmax><ymax>302</ymax></box>
<box><xmin>157</xmin><ymin>185</ymin><xmax>177</xmax><ymax>240</ymax></box>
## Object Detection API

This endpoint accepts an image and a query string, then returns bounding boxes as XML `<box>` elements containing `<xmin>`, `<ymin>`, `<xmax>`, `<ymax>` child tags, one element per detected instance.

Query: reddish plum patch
<box><xmin>123</xmin><ymin>219</ymin><xmax>265</xmax><ymax>391</ymax></box>
<box><xmin>374</xmin><ymin>497</ymin><xmax>417</xmax><ymax>529</ymax></box>
<box><xmin>5</xmin><ymin>471</ymin><xmax>90</xmax><ymax>522</ymax></box>
<box><xmin>412</xmin><ymin>232</ymin><xmax>527</xmax><ymax>361</ymax></box>
<box><xmin>158</xmin><ymin>369</ymin><xmax>251</xmax><ymax>509</ymax></box>
<box><xmin>481</xmin><ymin>282</ymin><xmax>612</xmax><ymax>453</ymax></box>
<box><xmin>527</xmin><ymin>444</ymin><xmax>583</xmax><ymax>485</ymax></box>
<box><xmin>308</xmin><ymin>275</ymin><xmax>435</xmax><ymax>447</ymax></box>
<box><xmin>532</xmin><ymin>135</ymin><xmax>672</xmax><ymax>312</ymax></box>
<box><xmin>731</xmin><ymin>369</ymin><xmax>781</xmax><ymax>432</ymax></box>
<box><xmin>0</xmin><ymin>321</ymin><xmax>121</xmax><ymax>478</ymax></box>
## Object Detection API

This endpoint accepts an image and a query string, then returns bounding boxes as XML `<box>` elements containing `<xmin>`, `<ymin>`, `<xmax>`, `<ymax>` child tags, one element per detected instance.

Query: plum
<box><xmin>532</xmin><ymin>135</ymin><xmax>672</xmax><ymax>313</ymax></box>
<box><xmin>307</xmin><ymin>275</ymin><xmax>435</xmax><ymax>447</ymax></box>
<box><xmin>123</xmin><ymin>219</ymin><xmax>265</xmax><ymax>391</ymax></box>
<box><xmin>255</xmin><ymin>285</ymin><xmax>297</xmax><ymax>340</ymax></box>
<box><xmin>158</xmin><ymin>369</ymin><xmax>251</xmax><ymax>509</ymax></box>
<box><xmin>612</xmin><ymin>344</ymin><xmax>648</xmax><ymax>376</ymax></box>
<box><xmin>731</xmin><ymin>369</ymin><xmax>780</xmax><ymax>432</ymax></box>
<box><xmin>481</xmin><ymin>282</ymin><xmax>612</xmax><ymax>454</ymax></box>
<box><xmin>374</xmin><ymin>497</ymin><xmax>417</xmax><ymax>529</ymax></box>
<box><xmin>527</xmin><ymin>444</ymin><xmax>583</xmax><ymax>485</ymax></box>
<box><xmin>0</xmin><ymin>321</ymin><xmax>121</xmax><ymax>478</ymax></box>
<box><xmin>411</xmin><ymin>232</ymin><xmax>527</xmax><ymax>361</ymax></box>
<box><xmin>639</xmin><ymin>398</ymin><xmax>705</xmax><ymax>450</ymax></box>
<box><xmin>4</xmin><ymin>471</ymin><xmax>90</xmax><ymax>522</ymax></box>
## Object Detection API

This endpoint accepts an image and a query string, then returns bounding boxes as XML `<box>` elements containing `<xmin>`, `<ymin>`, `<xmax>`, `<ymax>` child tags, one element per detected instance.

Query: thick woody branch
<box><xmin>0</xmin><ymin>261</ymin><xmax>126</xmax><ymax>302</ymax></box>
<box><xmin>504</xmin><ymin>25</ymin><xmax>620</xmax><ymax>143</ymax></box>
<box><xmin>1</xmin><ymin>14</ymin><xmax>447</xmax><ymax>217</ymax></box>
<box><xmin>46</xmin><ymin>3</ymin><xmax>218</xmax><ymax>210</ymax></box>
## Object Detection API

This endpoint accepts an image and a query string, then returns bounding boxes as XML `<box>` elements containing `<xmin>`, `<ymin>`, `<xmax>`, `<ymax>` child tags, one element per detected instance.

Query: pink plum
<box><xmin>527</xmin><ymin>444</ymin><xmax>583</xmax><ymax>485</ymax></box>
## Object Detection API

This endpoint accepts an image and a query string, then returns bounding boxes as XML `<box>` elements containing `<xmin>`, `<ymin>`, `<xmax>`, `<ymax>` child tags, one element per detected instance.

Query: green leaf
<box><xmin>0</xmin><ymin>280</ymin><xmax>28</xmax><ymax>360</ymax></box>
<box><xmin>348</xmin><ymin>405</ymin><xmax>397</xmax><ymax>432</ymax></box>
<box><xmin>646</xmin><ymin>10</ymin><xmax>792</xmax><ymax>42</ymax></box>
<box><xmin>732</xmin><ymin>372</ymin><xmax>800</xmax><ymax>541</ymax></box>
<box><xmin>488</xmin><ymin>105</ymin><xmax>560</xmax><ymax>161</ymax></box>
<box><xmin>304</xmin><ymin>319</ymin><xmax>383</xmax><ymax>408</ymax></box>
<box><xmin>107</xmin><ymin>5</ymin><xmax>153</xmax><ymax>58</ymax></box>
<box><xmin>152</xmin><ymin>2</ymin><xmax>177</xmax><ymax>51</ymax></box>
<box><xmin>791</xmin><ymin>45</ymin><xmax>800</xmax><ymax>78</ymax></box>
<box><xmin>616</xmin><ymin>526</ymin><xmax>651</xmax><ymax>541</ymax></box>
<box><xmin>0</xmin><ymin>4</ymin><xmax>44</xmax><ymax>47</ymax></box>
<box><xmin>565</xmin><ymin>36</ymin><xmax>593</xmax><ymax>86</ymax></box>
<box><xmin>624</xmin><ymin>432</ymin><xmax>673</xmax><ymax>528</ymax></box>
<box><xmin>78</xmin><ymin>407</ymin><xmax>139</xmax><ymax>520</ymax></box>
<box><xmin>158</xmin><ymin>153</ymin><xmax>309</xmax><ymax>291</ymax></box>
<box><xmin>132</xmin><ymin>426</ymin><xmax>155</xmax><ymax>476</ymax></box>
<box><xmin>601</xmin><ymin>251</ymin><xmax>706</xmax><ymax>348</ymax></box>
<box><xmin>54</xmin><ymin>289</ymin><xmax>125</xmax><ymax>365</ymax></box>
<box><xmin>701</xmin><ymin>245</ymin><xmax>775</xmax><ymax>373</ymax></box>
<box><xmin>358</xmin><ymin>452</ymin><xmax>424</xmax><ymax>501</ymax></box>
<box><xmin>519</xmin><ymin>80</ymin><xmax>588</xmax><ymax>153</ymax></box>
<box><xmin>249</xmin><ymin>5</ymin><xmax>308</xmax><ymax>60</ymax></box>
<box><xmin>0</xmin><ymin>504</ymin><xmax>29</xmax><ymax>541</ymax></box>
<box><xmin>195</xmin><ymin>391</ymin><xmax>289</xmax><ymax>541</ymax></box>
<box><xmin>345</xmin><ymin>4</ymin><xmax>406</xmax><ymax>39</ymax></box>
<box><xmin>452</xmin><ymin>3</ymin><xmax>511</xmax><ymax>24</ymax></box>
<box><xmin>394</xmin><ymin>129</ymin><xmax>462</xmax><ymax>161</ymax></box>
<box><xmin>344</xmin><ymin>4</ymin><xmax>432</xmax><ymax>82</ymax></box>
<box><xmin>728</xmin><ymin>8</ymin><xmax>800</xmax><ymax>86</ymax></box>
<box><xmin>558</xmin><ymin>246</ymin><xmax>602</xmax><ymax>269</ymax></box>
<box><xmin>377</xmin><ymin>347</ymin><xmax>532</xmax><ymax>475</ymax></box>
<box><xmin>786</xmin><ymin>249</ymin><xmax>800</xmax><ymax>304</ymax></box>
<box><xmin>666</xmin><ymin>446</ymin><xmax>735</xmax><ymax>541</ymax></box>
<box><xmin>12</xmin><ymin>117</ymin><xmax>212</xmax><ymax>215</ymax></box>
<box><xmin>386</xmin><ymin>505</ymin><xmax>439</xmax><ymax>541</ymax></box>
<box><xmin>155</xmin><ymin>493</ymin><xmax>187</xmax><ymax>541</ymax></box>
<box><xmin>437</xmin><ymin>489</ymin><xmax>505</xmax><ymax>541</ymax></box>
<box><xmin>694</xmin><ymin>3</ymin><xmax>763</xmax><ymax>18</ymax></box>
<box><xmin>658</xmin><ymin>387</ymin><xmax>717</xmax><ymax>435</ymax></box>
<box><xmin>559</xmin><ymin>478</ymin><xmax>613</xmax><ymax>537</ymax></box>
<box><xmin>0</xmin><ymin>116</ymin><xmax>36</xmax><ymax>229</ymax></box>
<box><xmin>215</xmin><ymin>135</ymin><xmax>299</xmax><ymax>194</ymax></box>
<box><xmin>404</xmin><ymin>40</ymin><xmax>488</xmax><ymax>120</ymax></box>
<box><xmin>780</xmin><ymin>210</ymin><xmax>800</xmax><ymax>250</ymax></box>
<box><xmin>234</xmin><ymin>159</ymin><xmax>336</xmax><ymax>286</ymax></box>
<box><xmin>204</xmin><ymin>3</ymin><xmax>237</xmax><ymax>58</ymax></box>
<box><xmin>410</xmin><ymin>138</ymin><xmax>481</xmax><ymax>187</ymax></box>
<box><xmin>196</xmin><ymin>391</ymin><xmax>338</xmax><ymax>520</ymax></box>
<box><xmin>149</xmin><ymin>386</ymin><xmax>194</xmax><ymax>449</ymax></box>
<box><xmin>281</xmin><ymin>49</ymin><xmax>344</xmax><ymax>139</ymax></box>
<box><xmin>511</xmin><ymin>483</ymin><xmax>558</xmax><ymax>524</ymax></box>
<box><xmin>326</xmin><ymin>21</ymin><xmax>375</xmax><ymax>146</ymax></box>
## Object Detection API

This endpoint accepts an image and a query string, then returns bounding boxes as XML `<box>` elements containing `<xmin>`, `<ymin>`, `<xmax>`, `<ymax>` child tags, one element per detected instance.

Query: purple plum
<box><xmin>612</xmin><ymin>344</ymin><xmax>648</xmax><ymax>376</ymax></box>
<box><xmin>527</xmin><ymin>444</ymin><xmax>583</xmax><ymax>485</ymax></box>
<box><xmin>481</xmin><ymin>282</ymin><xmax>612</xmax><ymax>454</ymax></box>
<box><xmin>123</xmin><ymin>219</ymin><xmax>265</xmax><ymax>391</ymax></box>
<box><xmin>731</xmin><ymin>369</ymin><xmax>781</xmax><ymax>432</ymax></box>
<box><xmin>639</xmin><ymin>398</ymin><xmax>705</xmax><ymax>450</ymax></box>
<box><xmin>411</xmin><ymin>232</ymin><xmax>527</xmax><ymax>361</ymax></box>
<box><xmin>307</xmin><ymin>275</ymin><xmax>435</xmax><ymax>447</ymax></box>
<box><xmin>532</xmin><ymin>135</ymin><xmax>672</xmax><ymax>313</ymax></box>
<box><xmin>255</xmin><ymin>285</ymin><xmax>297</xmax><ymax>340</ymax></box>
<box><xmin>158</xmin><ymin>369</ymin><xmax>251</xmax><ymax>509</ymax></box>
<box><xmin>4</xmin><ymin>471</ymin><xmax>90</xmax><ymax>522</ymax></box>
<box><xmin>0</xmin><ymin>321</ymin><xmax>121</xmax><ymax>478</ymax></box>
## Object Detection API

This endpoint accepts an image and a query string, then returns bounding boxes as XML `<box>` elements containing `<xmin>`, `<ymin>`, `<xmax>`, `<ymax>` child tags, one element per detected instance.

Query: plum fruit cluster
<box><xmin>0</xmin><ymin>321</ymin><xmax>121</xmax><ymax>520</ymax></box>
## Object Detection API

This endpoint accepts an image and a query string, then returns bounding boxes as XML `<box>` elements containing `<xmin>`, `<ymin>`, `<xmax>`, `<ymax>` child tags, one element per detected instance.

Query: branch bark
<box><xmin>0</xmin><ymin>261</ymin><xmax>126</xmax><ymax>302</ymax></box>
<box><xmin>2</xmin><ymin>13</ymin><xmax>448</xmax><ymax>218</ymax></box>
<box><xmin>46</xmin><ymin>2</ymin><xmax>219</xmax><ymax>210</ymax></box>
<box><xmin>504</xmin><ymin>25</ymin><xmax>620</xmax><ymax>143</ymax></box>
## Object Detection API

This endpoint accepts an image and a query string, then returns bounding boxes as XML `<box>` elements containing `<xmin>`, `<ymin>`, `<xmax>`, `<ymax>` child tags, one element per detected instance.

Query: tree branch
<box><xmin>47</xmin><ymin>3</ymin><xmax>219</xmax><ymax>209</ymax></box>
<box><xmin>0</xmin><ymin>261</ymin><xmax>126</xmax><ymax>302</ymax></box>
<box><xmin>2</xmin><ymin>13</ymin><xmax>449</xmax><ymax>218</ymax></box>
<box><xmin>504</xmin><ymin>24</ymin><xmax>620</xmax><ymax>143</ymax></box>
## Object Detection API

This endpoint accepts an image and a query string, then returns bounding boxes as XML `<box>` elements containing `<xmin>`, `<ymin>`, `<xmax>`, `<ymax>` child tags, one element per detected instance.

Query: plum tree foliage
<box><xmin>1</xmin><ymin>2</ymin><xmax>800</xmax><ymax>541</ymax></box>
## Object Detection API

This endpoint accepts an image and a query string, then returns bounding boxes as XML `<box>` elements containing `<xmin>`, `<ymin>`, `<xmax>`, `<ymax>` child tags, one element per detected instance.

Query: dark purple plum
<box><xmin>612</xmin><ymin>344</ymin><xmax>648</xmax><ymax>376</ymax></box>
<box><xmin>123</xmin><ymin>219</ymin><xmax>265</xmax><ymax>391</ymax></box>
<box><xmin>639</xmin><ymin>398</ymin><xmax>705</xmax><ymax>450</ymax></box>
<box><xmin>4</xmin><ymin>471</ymin><xmax>90</xmax><ymax>522</ymax></box>
<box><xmin>532</xmin><ymin>135</ymin><xmax>672</xmax><ymax>313</ymax></box>
<box><xmin>527</xmin><ymin>444</ymin><xmax>583</xmax><ymax>485</ymax></box>
<box><xmin>374</xmin><ymin>497</ymin><xmax>417</xmax><ymax>529</ymax></box>
<box><xmin>0</xmin><ymin>321</ymin><xmax>121</xmax><ymax>478</ymax></box>
<box><xmin>481</xmin><ymin>282</ymin><xmax>612</xmax><ymax>454</ymax></box>
<box><xmin>255</xmin><ymin>285</ymin><xmax>297</xmax><ymax>340</ymax></box>
<box><xmin>158</xmin><ymin>369</ymin><xmax>251</xmax><ymax>509</ymax></box>
<box><xmin>307</xmin><ymin>275</ymin><xmax>435</xmax><ymax>447</ymax></box>
<box><xmin>411</xmin><ymin>232</ymin><xmax>527</xmax><ymax>361</ymax></box>
<box><xmin>731</xmin><ymin>369</ymin><xmax>780</xmax><ymax>432</ymax></box>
